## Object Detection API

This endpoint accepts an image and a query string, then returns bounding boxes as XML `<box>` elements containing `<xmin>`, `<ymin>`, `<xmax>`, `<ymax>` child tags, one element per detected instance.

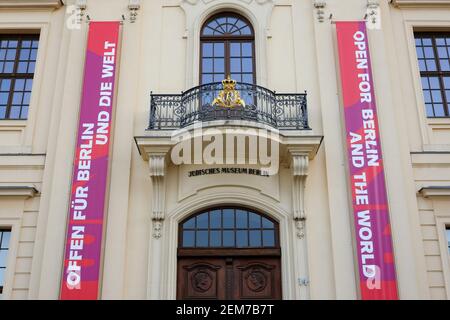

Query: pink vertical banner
<box><xmin>335</xmin><ymin>21</ymin><xmax>398</xmax><ymax>300</ymax></box>
<box><xmin>60</xmin><ymin>21</ymin><xmax>120</xmax><ymax>300</ymax></box>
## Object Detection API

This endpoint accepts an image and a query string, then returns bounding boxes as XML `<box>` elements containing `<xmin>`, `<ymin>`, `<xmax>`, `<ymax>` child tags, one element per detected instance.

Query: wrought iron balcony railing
<box><xmin>148</xmin><ymin>82</ymin><xmax>309</xmax><ymax>130</ymax></box>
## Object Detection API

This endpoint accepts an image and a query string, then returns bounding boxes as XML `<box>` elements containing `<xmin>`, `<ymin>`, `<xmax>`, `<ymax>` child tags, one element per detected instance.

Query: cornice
<box><xmin>391</xmin><ymin>0</ymin><xmax>450</xmax><ymax>8</ymax></box>
<box><xmin>0</xmin><ymin>0</ymin><xmax>63</xmax><ymax>9</ymax></box>
<box><xmin>418</xmin><ymin>186</ymin><xmax>450</xmax><ymax>198</ymax></box>
<box><xmin>0</xmin><ymin>185</ymin><xmax>39</xmax><ymax>198</ymax></box>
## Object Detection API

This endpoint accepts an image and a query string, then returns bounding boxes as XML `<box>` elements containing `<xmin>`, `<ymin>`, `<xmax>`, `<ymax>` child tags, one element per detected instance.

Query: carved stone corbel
<box><xmin>313</xmin><ymin>0</ymin><xmax>327</xmax><ymax>23</ymax></box>
<box><xmin>289</xmin><ymin>148</ymin><xmax>309</xmax><ymax>239</ymax></box>
<box><xmin>149</xmin><ymin>153</ymin><xmax>167</xmax><ymax>239</ymax></box>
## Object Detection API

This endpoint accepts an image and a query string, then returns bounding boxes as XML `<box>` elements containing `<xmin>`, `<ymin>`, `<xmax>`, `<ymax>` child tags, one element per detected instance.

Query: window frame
<box><xmin>0</xmin><ymin>228</ymin><xmax>12</xmax><ymax>295</ymax></box>
<box><xmin>0</xmin><ymin>34</ymin><xmax>39</xmax><ymax>120</ymax></box>
<box><xmin>200</xmin><ymin>12</ymin><xmax>256</xmax><ymax>85</ymax></box>
<box><xmin>414</xmin><ymin>32</ymin><xmax>450</xmax><ymax>118</ymax></box>
<box><xmin>178</xmin><ymin>206</ymin><xmax>280</xmax><ymax>250</ymax></box>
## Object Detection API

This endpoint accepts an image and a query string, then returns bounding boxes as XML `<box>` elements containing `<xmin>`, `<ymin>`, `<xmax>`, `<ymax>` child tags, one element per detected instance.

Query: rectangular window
<box><xmin>0</xmin><ymin>229</ymin><xmax>11</xmax><ymax>294</ymax></box>
<box><xmin>446</xmin><ymin>227</ymin><xmax>450</xmax><ymax>255</ymax></box>
<box><xmin>414</xmin><ymin>33</ymin><xmax>450</xmax><ymax>117</ymax></box>
<box><xmin>0</xmin><ymin>34</ymin><xmax>39</xmax><ymax>120</ymax></box>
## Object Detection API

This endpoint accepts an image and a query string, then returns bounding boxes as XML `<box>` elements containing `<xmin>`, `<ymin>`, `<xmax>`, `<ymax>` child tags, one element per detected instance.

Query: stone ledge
<box><xmin>391</xmin><ymin>0</ymin><xmax>450</xmax><ymax>7</ymax></box>
<box><xmin>418</xmin><ymin>186</ymin><xmax>450</xmax><ymax>197</ymax></box>
<box><xmin>0</xmin><ymin>0</ymin><xmax>63</xmax><ymax>9</ymax></box>
<box><xmin>0</xmin><ymin>185</ymin><xmax>39</xmax><ymax>198</ymax></box>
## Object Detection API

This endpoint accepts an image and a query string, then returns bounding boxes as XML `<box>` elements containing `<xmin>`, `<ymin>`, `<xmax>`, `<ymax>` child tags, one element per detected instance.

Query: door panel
<box><xmin>233</xmin><ymin>258</ymin><xmax>281</xmax><ymax>299</ymax></box>
<box><xmin>177</xmin><ymin>258</ymin><xmax>226</xmax><ymax>300</ymax></box>
<box><xmin>177</xmin><ymin>256</ymin><xmax>281</xmax><ymax>300</ymax></box>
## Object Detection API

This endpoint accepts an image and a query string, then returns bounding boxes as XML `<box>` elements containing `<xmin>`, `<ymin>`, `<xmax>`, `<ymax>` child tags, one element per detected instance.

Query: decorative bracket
<box><xmin>365</xmin><ymin>0</ymin><xmax>381</xmax><ymax>30</ymax></box>
<box><xmin>128</xmin><ymin>0</ymin><xmax>141</xmax><ymax>23</ymax></box>
<box><xmin>313</xmin><ymin>0</ymin><xmax>327</xmax><ymax>23</ymax></box>
<box><xmin>289</xmin><ymin>148</ymin><xmax>309</xmax><ymax>239</ymax></box>
<box><xmin>75</xmin><ymin>0</ymin><xmax>87</xmax><ymax>24</ymax></box>
<box><xmin>148</xmin><ymin>150</ymin><xmax>169</xmax><ymax>239</ymax></box>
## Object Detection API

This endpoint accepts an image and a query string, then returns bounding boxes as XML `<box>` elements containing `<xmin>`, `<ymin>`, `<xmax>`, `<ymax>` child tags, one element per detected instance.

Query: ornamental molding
<box><xmin>0</xmin><ymin>0</ymin><xmax>63</xmax><ymax>8</ymax></box>
<box><xmin>418</xmin><ymin>186</ymin><xmax>450</xmax><ymax>198</ymax></box>
<box><xmin>288</xmin><ymin>147</ymin><xmax>309</xmax><ymax>239</ymax></box>
<box><xmin>313</xmin><ymin>0</ymin><xmax>327</xmax><ymax>23</ymax></box>
<box><xmin>182</xmin><ymin>0</ymin><xmax>272</xmax><ymax>5</ymax></box>
<box><xmin>148</xmin><ymin>147</ymin><xmax>170</xmax><ymax>239</ymax></box>
<box><xmin>391</xmin><ymin>0</ymin><xmax>450</xmax><ymax>7</ymax></box>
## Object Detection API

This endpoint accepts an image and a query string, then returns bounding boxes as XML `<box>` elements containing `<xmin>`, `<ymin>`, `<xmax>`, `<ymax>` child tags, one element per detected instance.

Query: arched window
<box><xmin>179</xmin><ymin>207</ymin><xmax>278</xmax><ymax>248</ymax></box>
<box><xmin>200</xmin><ymin>13</ymin><xmax>255</xmax><ymax>85</ymax></box>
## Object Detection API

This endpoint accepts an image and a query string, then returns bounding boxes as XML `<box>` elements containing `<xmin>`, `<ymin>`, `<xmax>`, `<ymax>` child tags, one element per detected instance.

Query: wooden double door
<box><xmin>177</xmin><ymin>250</ymin><xmax>282</xmax><ymax>300</ymax></box>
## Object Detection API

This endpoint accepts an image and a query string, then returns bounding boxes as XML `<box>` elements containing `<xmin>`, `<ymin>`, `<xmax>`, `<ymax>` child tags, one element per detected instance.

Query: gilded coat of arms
<box><xmin>212</xmin><ymin>76</ymin><xmax>246</xmax><ymax>108</ymax></box>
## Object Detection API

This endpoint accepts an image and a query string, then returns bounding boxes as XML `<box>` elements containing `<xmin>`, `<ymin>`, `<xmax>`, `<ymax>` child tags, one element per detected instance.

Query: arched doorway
<box><xmin>177</xmin><ymin>207</ymin><xmax>282</xmax><ymax>299</ymax></box>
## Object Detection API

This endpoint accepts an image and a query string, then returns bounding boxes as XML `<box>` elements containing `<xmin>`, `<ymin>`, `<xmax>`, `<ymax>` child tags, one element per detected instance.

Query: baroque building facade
<box><xmin>0</xmin><ymin>0</ymin><xmax>449</xmax><ymax>300</ymax></box>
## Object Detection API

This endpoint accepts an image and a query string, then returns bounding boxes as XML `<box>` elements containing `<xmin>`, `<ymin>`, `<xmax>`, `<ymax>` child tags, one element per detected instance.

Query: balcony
<box><xmin>148</xmin><ymin>81</ymin><xmax>310</xmax><ymax>130</ymax></box>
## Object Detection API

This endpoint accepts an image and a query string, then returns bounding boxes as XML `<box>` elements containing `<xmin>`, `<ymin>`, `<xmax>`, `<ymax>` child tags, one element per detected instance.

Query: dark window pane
<box><xmin>210</xmin><ymin>231</ymin><xmax>221</xmax><ymax>247</ymax></box>
<box><xmin>183</xmin><ymin>218</ymin><xmax>195</xmax><ymax>229</ymax></box>
<box><xmin>0</xmin><ymin>93</ymin><xmax>8</xmax><ymax>105</ymax></box>
<box><xmin>15</xmin><ymin>79</ymin><xmax>25</xmax><ymax>91</ymax></box>
<box><xmin>6</xmin><ymin>49</ymin><xmax>16</xmax><ymax>60</ymax></box>
<box><xmin>20</xmin><ymin>106</ymin><xmax>28</xmax><ymax>119</ymax></box>
<box><xmin>434</xmin><ymin>104</ymin><xmax>445</xmax><ymax>116</ymax></box>
<box><xmin>416</xmin><ymin>47</ymin><xmax>424</xmax><ymax>58</ymax></box>
<box><xmin>196</xmin><ymin>213</ymin><xmax>208</xmax><ymax>229</ymax></box>
<box><xmin>1</xmin><ymin>79</ymin><xmax>11</xmax><ymax>91</ymax></box>
<box><xmin>262</xmin><ymin>217</ymin><xmax>274</xmax><ymax>229</ymax></box>
<box><xmin>242</xmin><ymin>58</ymin><xmax>252</xmax><ymax>72</ymax></box>
<box><xmin>236</xmin><ymin>210</ymin><xmax>247</xmax><ymax>228</ymax></box>
<box><xmin>263</xmin><ymin>230</ymin><xmax>275</xmax><ymax>247</ymax></box>
<box><xmin>202</xmin><ymin>43</ymin><xmax>213</xmax><ymax>57</ymax></box>
<box><xmin>196</xmin><ymin>231</ymin><xmax>208</xmax><ymax>247</ymax></box>
<box><xmin>230</xmin><ymin>58</ymin><xmax>241</xmax><ymax>72</ymax></box>
<box><xmin>213</xmin><ymin>74</ymin><xmax>224</xmax><ymax>82</ymax></box>
<box><xmin>23</xmin><ymin>92</ymin><xmax>31</xmax><ymax>105</ymax></box>
<box><xmin>231</xmin><ymin>73</ymin><xmax>242</xmax><ymax>82</ymax></box>
<box><xmin>202</xmin><ymin>58</ymin><xmax>212</xmax><ymax>73</ymax></box>
<box><xmin>202</xmin><ymin>74</ymin><xmax>213</xmax><ymax>84</ymax></box>
<box><xmin>0</xmin><ymin>232</ymin><xmax>10</xmax><ymax>250</ymax></box>
<box><xmin>9</xmin><ymin>106</ymin><xmax>20</xmax><ymax>119</ymax></box>
<box><xmin>236</xmin><ymin>230</ymin><xmax>248</xmax><ymax>247</ymax></box>
<box><xmin>13</xmin><ymin>93</ymin><xmax>23</xmax><ymax>105</ymax></box>
<box><xmin>426</xmin><ymin>60</ymin><xmax>436</xmax><ymax>71</ymax></box>
<box><xmin>429</xmin><ymin>77</ymin><xmax>440</xmax><ymax>89</ymax></box>
<box><xmin>432</xmin><ymin>90</ymin><xmax>443</xmax><ymax>102</ymax></box>
<box><xmin>210</xmin><ymin>210</ymin><xmax>221</xmax><ymax>229</ymax></box>
<box><xmin>214</xmin><ymin>58</ymin><xmax>224</xmax><ymax>72</ymax></box>
<box><xmin>182</xmin><ymin>231</ymin><xmax>195</xmax><ymax>247</ymax></box>
<box><xmin>223</xmin><ymin>209</ymin><xmax>234</xmax><ymax>228</ymax></box>
<box><xmin>249</xmin><ymin>212</ymin><xmax>261</xmax><ymax>228</ymax></box>
<box><xmin>0</xmin><ymin>106</ymin><xmax>6</xmax><ymax>118</ymax></box>
<box><xmin>223</xmin><ymin>230</ymin><xmax>235</xmax><ymax>247</ymax></box>
<box><xmin>17</xmin><ymin>62</ymin><xmax>28</xmax><ymax>73</ymax></box>
<box><xmin>436</xmin><ymin>38</ymin><xmax>446</xmax><ymax>45</ymax></box>
<box><xmin>242</xmin><ymin>74</ymin><xmax>253</xmax><ymax>84</ymax></box>
<box><xmin>418</xmin><ymin>60</ymin><xmax>426</xmax><ymax>71</ymax></box>
<box><xmin>214</xmin><ymin>43</ymin><xmax>224</xmax><ymax>57</ymax></box>
<box><xmin>426</xmin><ymin>104</ymin><xmax>434</xmax><ymax>117</ymax></box>
<box><xmin>0</xmin><ymin>251</ymin><xmax>8</xmax><ymax>267</ymax></box>
<box><xmin>444</xmin><ymin>77</ymin><xmax>450</xmax><ymax>89</ymax></box>
<box><xmin>0</xmin><ymin>269</ymin><xmax>4</xmax><ymax>288</ymax></box>
<box><xmin>249</xmin><ymin>230</ymin><xmax>261</xmax><ymax>247</ymax></box>
<box><xmin>25</xmin><ymin>79</ymin><xmax>33</xmax><ymax>91</ymax></box>
<box><xmin>4</xmin><ymin>62</ymin><xmax>13</xmax><ymax>73</ymax></box>
<box><xmin>242</xmin><ymin>43</ymin><xmax>252</xmax><ymax>56</ymax></box>
<box><xmin>441</xmin><ymin>60</ymin><xmax>450</xmax><ymax>71</ymax></box>
<box><xmin>438</xmin><ymin>47</ymin><xmax>448</xmax><ymax>58</ymax></box>
<box><xmin>230</xmin><ymin>43</ymin><xmax>240</xmax><ymax>57</ymax></box>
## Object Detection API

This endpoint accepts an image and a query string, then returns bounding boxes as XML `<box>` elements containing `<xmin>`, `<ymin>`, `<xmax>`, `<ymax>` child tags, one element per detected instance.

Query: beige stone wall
<box><xmin>0</xmin><ymin>0</ymin><xmax>449</xmax><ymax>299</ymax></box>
